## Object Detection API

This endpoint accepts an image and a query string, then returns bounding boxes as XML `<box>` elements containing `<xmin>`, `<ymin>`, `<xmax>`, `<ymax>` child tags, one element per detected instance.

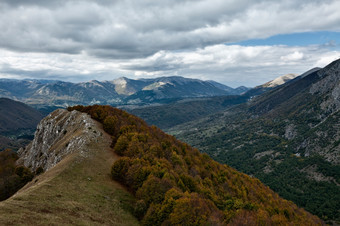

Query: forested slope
<box><xmin>169</xmin><ymin>58</ymin><xmax>340</xmax><ymax>223</ymax></box>
<box><xmin>69</xmin><ymin>105</ymin><xmax>323</xmax><ymax>225</ymax></box>
<box><xmin>0</xmin><ymin>98</ymin><xmax>43</xmax><ymax>151</ymax></box>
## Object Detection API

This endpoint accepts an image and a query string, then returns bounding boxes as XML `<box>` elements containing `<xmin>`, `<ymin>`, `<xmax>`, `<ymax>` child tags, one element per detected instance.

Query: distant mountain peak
<box><xmin>112</xmin><ymin>76</ymin><xmax>129</xmax><ymax>82</ymax></box>
<box><xmin>262</xmin><ymin>73</ymin><xmax>298</xmax><ymax>88</ymax></box>
<box><xmin>111</xmin><ymin>77</ymin><xmax>139</xmax><ymax>95</ymax></box>
<box><xmin>80</xmin><ymin>80</ymin><xmax>104</xmax><ymax>88</ymax></box>
<box><xmin>112</xmin><ymin>77</ymin><xmax>127</xmax><ymax>87</ymax></box>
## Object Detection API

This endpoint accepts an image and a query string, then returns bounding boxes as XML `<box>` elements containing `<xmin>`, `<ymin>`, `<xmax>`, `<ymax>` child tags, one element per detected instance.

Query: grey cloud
<box><xmin>122</xmin><ymin>58</ymin><xmax>183</xmax><ymax>72</ymax></box>
<box><xmin>1</xmin><ymin>63</ymin><xmax>57</xmax><ymax>78</ymax></box>
<box><xmin>1</xmin><ymin>0</ymin><xmax>62</xmax><ymax>7</ymax></box>
<box><xmin>119</xmin><ymin>44</ymin><xmax>340</xmax><ymax>87</ymax></box>
<box><xmin>1</xmin><ymin>0</ymin><xmax>340</xmax><ymax>87</ymax></box>
<box><xmin>1</xmin><ymin>44</ymin><xmax>339</xmax><ymax>87</ymax></box>
<box><xmin>0</xmin><ymin>0</ymin><xmax>340</xmax><ymax>59</ymax></box>
<box><xmin>0</xmin><ymin>62</ymin><xmax>111</xmax><ymax>82</ymax></box>
<box><xmin>123</xmin><ymin>64</ymin><xmax>181</xmax><ymax>72</ymax></box>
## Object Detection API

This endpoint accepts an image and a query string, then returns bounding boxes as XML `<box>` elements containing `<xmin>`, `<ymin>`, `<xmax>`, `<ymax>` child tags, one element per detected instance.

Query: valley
<box><xmin>1</xmin><ymin>1</ymin><xmax>339</xmax><ymax>225</ymax></box>
<box><xmin>165</xmin><ymin>59</ymin><xmax>340</xmax><ymax>223</ymax></box>
<box><xmin>0</xmin><ymin>60</ymin><xmax>338</xmax><ymax>224</ymax></box>
<box><xmin>0</xmin><ymin>105</ymin><xmax>325</xmax><ymax>225</ymax></box>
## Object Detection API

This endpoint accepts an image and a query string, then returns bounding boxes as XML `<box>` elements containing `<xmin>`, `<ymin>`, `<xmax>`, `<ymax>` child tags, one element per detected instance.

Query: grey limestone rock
<box><xmin>18</xmin><ymin>109</ymin><xmax>101</xmax><ymax>172</ymax></box>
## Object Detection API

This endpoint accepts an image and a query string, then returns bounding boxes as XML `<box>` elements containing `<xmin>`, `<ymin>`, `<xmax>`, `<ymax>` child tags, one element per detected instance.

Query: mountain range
<box><xmin>0</xmin><ymin>58</ymin><xmax>338</xmax><ymax>224</ymax></box>
<box><xmin>0</xmin><ymin>76</ymin><xmax>248</xmax><ymax>108</ymax></box>
<box><xmin>164</xmin><ymin>59</ymin><xmax>340</xmax><ymax>223</ymax></box>
<box><xmin>128</xmin><ymin>72</ymin><xmax>300</xmax><ymax>130</ymax></box>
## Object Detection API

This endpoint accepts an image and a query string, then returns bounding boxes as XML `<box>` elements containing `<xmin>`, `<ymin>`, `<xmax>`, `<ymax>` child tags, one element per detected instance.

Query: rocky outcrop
<box><xmin>18</xmin><ymin>109</ymin><xmax>102</xmax><ymax>172</ymax></box>
<box><xmin>310</xmin><ymin>59</ymin><xmax>340</xmax><ymax>112</ymax></box>
<box><xmin>284</xmin><ymin>124</ymin><xmax>297</xmax><ymax>140</ymax></box>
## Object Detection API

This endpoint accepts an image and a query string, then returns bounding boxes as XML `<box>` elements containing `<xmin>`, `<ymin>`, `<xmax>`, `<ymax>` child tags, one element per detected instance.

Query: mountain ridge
<box><xmin>0</xmin><ymin>76</ymin><xmax>248</xmax><ymax>107</ymax></box>
<box><xmin>127</xmin><ymin>71</ymin><xmax>306</xmax><ymax>130</ymax></box>
<box><xmin>168</xmin><ymin>58</ymin><xmax>340</xmax><ymax>222</ymax></box>
<box><xmin>0</xmin><ymin>106</ymin><xmax>324</xmax><ymax>225</ymax></box>
<box><xmin>66</xmin><ymin>105</ymin><xmax>323</xmax><ymax>225</ymax></box>
<box><xmin>0</xmin><ymin>98</ymin><xmax>43</xmax><ymax>151</ymax></box>
<box><xmin>0</xmin><ymin>109</ymin><xmax>138</xmax><ymax>225</ymax></box>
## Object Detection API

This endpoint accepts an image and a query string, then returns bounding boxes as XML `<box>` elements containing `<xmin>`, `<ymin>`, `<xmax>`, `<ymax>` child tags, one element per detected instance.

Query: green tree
<box><xmin>103</xmin><ymin>115</ymin><xmax>118</xmax><ymax>135</ymax></box>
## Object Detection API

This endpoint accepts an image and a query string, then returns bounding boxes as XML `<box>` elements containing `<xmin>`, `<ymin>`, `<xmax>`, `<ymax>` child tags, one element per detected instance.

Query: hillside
<box><xmin>66</xmin><ymin>105</ymin><xmax>322</xmax><ymax>225</ymax></box>
<box><xmin>206</xmin><ymin>80</ymin><xmax>249</xmax><ymax>95</ymax></box>
<box><xmin>0</xmin><ymin>109</ymin><xmax>138</xmax><ymax>225</ymax></box>
<box><xmin>0</xmin><ymin>98</ymin><xmax>43</xmax><ymax>135</ymax></box>
<box><xmin>169</xmin><ymin>58</ymin><xmax>340</xmax><ymax>223</ymax></box>
<box><xmin>0</xmin><ymin>98</ymin><xmax>43</xmax><ymax>151</ymax></box>
<box><xmin>123</xmin><ymin>71</ymin><xmax>302</xmax><ymax>130</ymax></box>
<box><xmin>128</xmin><ymin>72</ymin><xmax>301</xmax><ymax>130</ymax></box>
<box><xmin>0</xmin><ymin>106</ymin><xmax>323</xmax><ymax>225</ymax></box>
<box><xmin>0</xmin><ymin>76</ymin><xmax>246</xmax><ymax>107</ymax></box>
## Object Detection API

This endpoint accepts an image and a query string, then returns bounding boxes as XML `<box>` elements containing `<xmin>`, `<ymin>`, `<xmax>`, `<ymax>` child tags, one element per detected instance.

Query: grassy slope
<box><xmin>0</xmin><ymin>120</ymin><xmax>138</xmax><ymax>226</ymax></box>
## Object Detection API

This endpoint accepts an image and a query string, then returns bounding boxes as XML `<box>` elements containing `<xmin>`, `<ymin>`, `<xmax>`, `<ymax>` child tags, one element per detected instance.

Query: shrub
<box><xmin>111</xmin><ymin>157</ymin><xmax>131</xmax><ymax>182</ymax></box>
<box><xmin>114</xmin><ymin>135</ymin><xmax>129</xmax><ymax>156</ymax></box>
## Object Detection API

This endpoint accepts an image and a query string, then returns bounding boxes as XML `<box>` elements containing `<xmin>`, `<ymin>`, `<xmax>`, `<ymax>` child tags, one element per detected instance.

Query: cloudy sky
<box><xmin>0</xmin><ymin>0</ymin><xmax>340</xmax><ymax>87</ymax></box>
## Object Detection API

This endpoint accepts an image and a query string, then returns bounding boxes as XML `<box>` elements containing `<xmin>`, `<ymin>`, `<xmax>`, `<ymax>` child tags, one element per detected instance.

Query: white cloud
<box><xmin>121</xmin><ymin>44</ymin><xmax>340</xmax><ymax>86</ymax></box>
<box><xmin>2</xmin><ymin>44</ymin><xmax>339</xmax><ymax>87</ymax></box>
<box><xmin>281</xmin><ymin>51</ymin><xmax>304</xmax><ymax>61</ymax></box>
<box><xmin>0</xmin><ymin>0</ymin><xmax>340</xmax><ymax>58</ymax></box>
<box><xmin>314</xmin><ymin>53</ymin><xmax>340</xmax><ymax>68</ymax></box>
<box><xmin>0</xmin><ymin>0</ymin><xmax>340</xmax><ymax>86</ymax></box>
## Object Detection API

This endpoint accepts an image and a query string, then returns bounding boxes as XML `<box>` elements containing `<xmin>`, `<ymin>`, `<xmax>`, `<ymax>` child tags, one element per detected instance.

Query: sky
<box><xmin>0</xmin><ymin>0</ymin><xmax>340</xmax><ymax>87</ymax></box>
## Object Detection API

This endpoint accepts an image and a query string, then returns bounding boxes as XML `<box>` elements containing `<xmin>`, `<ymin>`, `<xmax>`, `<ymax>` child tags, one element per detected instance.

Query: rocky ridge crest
<box><xmin>18</xmin><ymin>109</ymin><xmax>102</xmax><ymax>172</ymax></box>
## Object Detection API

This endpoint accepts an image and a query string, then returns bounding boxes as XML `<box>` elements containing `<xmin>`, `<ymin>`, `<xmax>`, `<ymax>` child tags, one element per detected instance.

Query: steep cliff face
<box><xmin>18</xmin><ymin>109</ymin><xmax>102</xmax><ymax>172</ymax></box>
<box><xmin>310</xmin><ymin>59</ymin><xmax>340</xmax><ymax>113</ymax></box>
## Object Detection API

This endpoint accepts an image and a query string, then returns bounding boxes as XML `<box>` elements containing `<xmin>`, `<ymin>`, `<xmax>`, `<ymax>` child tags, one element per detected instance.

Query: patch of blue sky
<box><xmin>230</xmin><ymin>31</ymin><xmax>340</xmax><ymax>49</ymax></box>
